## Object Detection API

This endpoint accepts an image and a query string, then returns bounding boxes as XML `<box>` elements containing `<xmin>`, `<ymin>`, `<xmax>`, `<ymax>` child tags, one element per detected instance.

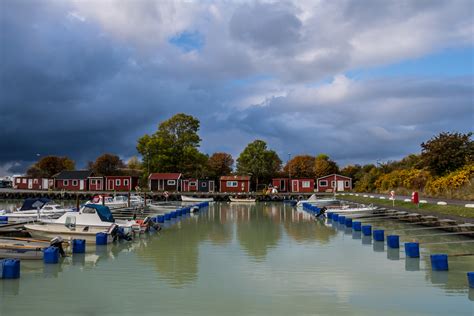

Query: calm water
<box><xmin>1</xmin><ymin>202</ymin><xmax>473</xmax><ymax>315</ymax></box>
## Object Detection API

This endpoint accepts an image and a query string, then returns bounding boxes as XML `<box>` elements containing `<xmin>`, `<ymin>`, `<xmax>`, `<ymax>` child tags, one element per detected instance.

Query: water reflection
<box><xmin>405</xmin><ymin>258</ymin><xmax>420</xmax><ymax>271</ymax></box>
<box><xmin>387</xmin><ymin>248</ymin><xmax>400</xmax><ymax>260</ymax></box>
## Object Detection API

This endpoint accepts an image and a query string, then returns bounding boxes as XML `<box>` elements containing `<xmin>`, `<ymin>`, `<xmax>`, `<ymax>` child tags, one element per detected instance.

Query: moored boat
<box><xmin>0</xmin><ymin>237</ymin><xmax>66</xmax><ymax>260</ymax></box>
<box><xmin>229</xmin><ymin>197</ymin><xmax>256</xmax><ymax>203</ymax></box>
<box><xmin>0</xmin><ymin>198</ymin><xmax>72</xmax><ymax>223</ymax></box>
<box><xmin>85</xmin><ymin>195</ymin><xmax>128</xmax><ymax>209</ymax></box>
<box><xmin>181</xmin><ymin>195</ymin><xmax>214</xmax><ymax>202</ymax></box>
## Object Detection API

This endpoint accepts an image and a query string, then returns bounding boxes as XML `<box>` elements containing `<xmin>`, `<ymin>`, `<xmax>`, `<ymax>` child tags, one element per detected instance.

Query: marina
<box><xmin>1</xmin><ymin>201</ymin><xmax>473</xmax><ymax>315</ymax></box>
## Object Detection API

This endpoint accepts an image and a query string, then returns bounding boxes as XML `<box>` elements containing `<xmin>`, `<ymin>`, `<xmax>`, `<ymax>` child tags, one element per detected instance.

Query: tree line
<box><xmin>26</xmin><ymin>113</ymin><xmax>473</xmax><ymax>197</ymax></box>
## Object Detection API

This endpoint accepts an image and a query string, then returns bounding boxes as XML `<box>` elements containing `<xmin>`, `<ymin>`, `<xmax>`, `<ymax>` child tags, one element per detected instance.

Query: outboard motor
<box><xmin>149</xmin><ymin>221</ymin><xmax>162</xmax><ymax>232</ymax></box>
<box><xmin>316</xmin><ymin>206</ymin><xmax>327</xmax><ymax>218</ymax></box>
<box><xmin>50</xmin><ymin>236</ymin><xmax>66</xmax><ymax>257</ymax></box>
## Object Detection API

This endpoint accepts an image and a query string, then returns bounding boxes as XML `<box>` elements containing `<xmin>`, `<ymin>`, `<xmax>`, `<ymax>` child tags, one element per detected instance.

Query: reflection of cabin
<box><xmin>181</xmin><ymin>178</ymin><xmax>215</xmax><ymax>192</ymax></box>
<box><xmin>219</xmin><ymin>175</ymin><xmax>250</xmax><ymax>193</ymax></box>
<box><xmin>105</xmin><ymin>176</ymin><xmax>139</xmax><ymax>191</ymax></box>
<box><xmin>54</xmin><ymin>170</ymin><xmax>92</xmax><ymax>191</ymax></box>
<box><xmin>272</xmin><ymin>178</ymin><xmax>314</xmax><ymax>193</ymax></box>
<box><xmin>316</xmin><ymin>174</ymin><xmax>352</xmax><ymax>192</ymax></box>
<box><xmin>149</xmin><ymin>173</ymin><xmax>182</xmax><ymax>191</ymax></box>
<box><xmin>13</xmin><ymin>176</ymin><xmax>53</xmax><ymax>190</ymax></box>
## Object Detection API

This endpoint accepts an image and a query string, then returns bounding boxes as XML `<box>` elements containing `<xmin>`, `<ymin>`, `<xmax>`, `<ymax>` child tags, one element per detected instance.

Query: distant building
<box><xmin>105</xmin><ymin>175</ymin><xmax>139</xmax><ymax>191</ymax></box>
<box><xmin>54</xmin><ymin>170</ymin><xmax>93</xmax><ymax>191</ymax></box>
<box><xmin>13</xmin><ymin>176</ymin><xmax>53</xmax><ymax>190</ymax></box>
<box><xmin>316</xmin><ymin>174</ymin><xmax>352</xmax><ymax>192</ymax></box>
<box><xmin>220</xmin><ymin>175</ymin><xmax>251</xmax><ymax>193</ymax></box>
<box><xmin>181</xmin><ymin>178</ymin><xmax>216</xmax><ymax>193</ymax></box>
<box><xmin>272</xmin><ymin>178</ymin><xmax>314</xmax><ymax>193</ymax></box>
<box><xmin>148</xmin><ymin>173</ymin><xmax>182</xmax><ymax>191</ymax></box>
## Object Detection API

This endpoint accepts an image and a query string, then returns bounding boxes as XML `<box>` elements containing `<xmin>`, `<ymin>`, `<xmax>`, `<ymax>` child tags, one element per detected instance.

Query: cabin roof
<box><xmin>55</xmin><ymin>170</ymin><xmax>93</xmax><ymax>180</ymax></box>
<box><xmin>220</xmin><ymin>175</ymin><xmax>251</xmax><ymax>181</ymax></box>
<box><xmin>316</xmin><ymin>174</ymin><xmax>352</xmax><ymax>180</ymax></box>
<box><xmin>148</xmin><ymin>173</ymin><xmax>182</xmax><ymax>180</ymax></box>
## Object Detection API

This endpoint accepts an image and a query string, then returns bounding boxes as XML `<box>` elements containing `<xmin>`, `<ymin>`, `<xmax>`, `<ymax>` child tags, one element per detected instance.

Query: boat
<box><xmin>325</xmin><ymin>205</ymin><xmax>379</xmax><ymax>214</ymax></box>
<box><xmin>181</xmin><ymin>195</ymin><xmax>214</xmax><ymax>202</ymax></box>
<box><xmin>86</xmin><ymin>195</ymin><xmax>128</xmax><ymax>209</ymax></box>
<box><xmin>0</xmin><ymin>237</ymin><xmax>66</xmax><ymax>260</ymax></box>
<box><xmin>0</xmin><ymin>198</ymin><xmax>72</xmax><ymax>223</ymax></box>
<box><xmin>25</xmin><ymin>204</ymin><xmax>144</xmax><ymax>243</ymax></box>
<box><xmin>128</xmin><ymin>194</ymin><xmax>153</xmax><ymax>207</ymax></box>
<box><xmin>229</xmin><ymin>197</ymin><xmax>256</xmax><ymax>203</ymax></box>
<box><xmin>296</xmin><ymin>194</ymin><xmax>338</xmax><ymax>207</ymax></box>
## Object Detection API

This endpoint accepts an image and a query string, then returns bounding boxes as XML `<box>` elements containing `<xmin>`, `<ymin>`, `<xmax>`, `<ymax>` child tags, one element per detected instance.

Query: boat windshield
<box><xmin>65</xmin><ymin>216</ymin><xmax>76</xmax><ymax>229</ymax></box>
<box><xmin>82</xmin><ymin>206</ymin><xmax>96</xmax><ymax>214</ymax></box>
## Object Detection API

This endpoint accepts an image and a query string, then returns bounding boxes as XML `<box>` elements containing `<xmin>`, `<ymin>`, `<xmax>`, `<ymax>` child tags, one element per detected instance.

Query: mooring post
<box><xmin>128</xmin><ymin>191</ymin><xmax>131</xmax><ymax>208</ymax></box>
<box><xmin>144</xmin><ymin>192</ymin><xmax>147</xmax><ymax>207</ymax></box>
<box><xmin>76</xmin><ymin>193</ymin><xmax>79</xmax><ymax>211</ymax></box>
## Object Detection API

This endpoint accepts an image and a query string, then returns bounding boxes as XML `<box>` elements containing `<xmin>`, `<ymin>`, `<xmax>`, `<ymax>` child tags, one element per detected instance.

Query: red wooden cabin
<box><xmin>316</xmin><ymin>174</ymin><xmax>352</xmax><ymax>192</ymax></box>
<box><xmin>13</xmin><ymin>177</ymin><xmax>53</xmax><ymax>190</ymax></box>
<box><xmin>220</xmin><ymin>175</ymin><xmax>250</xmax><ymax>193</ymax></box>
<box><xmin>88</xmin><ymin>176</ymin><xmax>104</xmax><ymax>191</ymax></box>
<box><xmin>148</xmin><ymin>173</ymin><xmax>182</xmax><ymax>191</ymax></box>
<box><xmin>272</xmin><ymin>178</ymin><xmax>314</xmax><ymax>193</ymax></box>
<box><xmin>54</xmin><ymin>170</ymin><xmax>92</xmax><ymax>191</ymax></box>
<box><xmin>105</xmin><ymin>176</ymin><xmax>139</xmax><ymax>191</ymax></box>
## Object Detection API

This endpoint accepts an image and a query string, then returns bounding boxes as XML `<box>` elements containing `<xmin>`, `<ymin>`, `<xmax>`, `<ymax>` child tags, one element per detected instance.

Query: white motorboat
<box><xmin>229</xmin><ymin>197</ymin><xmax>256</xmax><ymax>203</ymax></box>
<box><xmin>181</xmin><ymin>195</ymin><xmax>214</xmax><ymax>202</ymax></box>
<box><xmin>296</xmin><ymin>194</ymin><xmax>338</xmax><ymax>207</ymax></box>
<box><xmin>0</xmin><ymin>198</ymin><xmax>71</xmax><ymax>223</ymax></box>
<box><xmin>128</xmin><ymin>194</ymin><xmax>153</xmax><ymax>207</ymax></box>
<box><xmin>86</xmin><ymin>195</ymin><xmax>128</xmax><ymax>209</ymax></box>
<box><xmin>325</xmin><ymin>205</ymin><xmax>379</xmax><ymax>214</ymax></box>
<box><xmin>25</xmin><ymin>204</ymin><xmax>144</xmax><ymax>243</ymax></box>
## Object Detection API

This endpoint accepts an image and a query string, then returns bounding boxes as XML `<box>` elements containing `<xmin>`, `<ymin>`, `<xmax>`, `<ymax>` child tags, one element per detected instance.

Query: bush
<box><xmin>425</xmin><ymin>164</ymin><xmax>474</xmax><ymax>198</ymax></box>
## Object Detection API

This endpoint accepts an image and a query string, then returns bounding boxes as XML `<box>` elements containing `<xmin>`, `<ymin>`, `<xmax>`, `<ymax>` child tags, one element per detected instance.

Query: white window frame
<box><xmin>124</xmin><ymin>179</ymin><xmax>129</xmax><ymax>186</ymax></box>
<box><xmin>63</xmin><ymin>180</ymin><xmax>69</xmax><ymax>186</ymax></box>
<box><xmin>189</xmin><ymin>181</ymin><xmax>197</xmax><ymax>186</ymax></box>
<box><xmin>16</xmin><ymin>178</ymin><xmax>20</xmax><ymax>184</ymax></box>
<box><xmin>72</xmin><ymin>180</ymin><xmax>78</xmax><ymax>186</ymax></box>
<box><xmin>116</xmin><ymin>179</ymin><xmax>121</xmax><ymax>186</ymax></box>
<box><xmin>302</xmin><ymin>181</ymin><xmax>311</xmax><ymax>188</ymax></box>
<box><xmin>91</xmin><ymin>179</ymin><xmax>96</xmax><ymax>185</ymax></box>
<box><xmin>226</xmin><ymin>181</ymin><xmax>238</xmax><ymax>187</ymax></box>
<box><xmin>22</xmin><ymin>179</ymin><xmax>27</xmax><ymax>184</ymax></box>
<box><xmin>202</xmin><ymin>182</ymin><xmax>207</xmax><ymax>187</ymax></box>
<box><xmin>319</xmin><ymin>180</ymin><xmax>328</xmax><ymax>186</ymax></box>
<box><xmin>331</xmin><ymin>181</ymin><xmax>336</xmax><ymax>187</ymax></box>
<box><xmin>167</xmin><ymin>180</ymin><xmax>176</xmax><ymax>185</ymax></box>
<box><xmin>345</xmin><ymin>180</ymin><xmax>350</xmax><ymax>187</ymax></box>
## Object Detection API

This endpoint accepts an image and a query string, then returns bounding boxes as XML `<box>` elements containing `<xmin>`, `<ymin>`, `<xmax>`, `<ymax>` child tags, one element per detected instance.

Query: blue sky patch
<box><xmin>169</xmin><ymin>31</ymin><xmax>205</xmax><ymax>52</ymax></box>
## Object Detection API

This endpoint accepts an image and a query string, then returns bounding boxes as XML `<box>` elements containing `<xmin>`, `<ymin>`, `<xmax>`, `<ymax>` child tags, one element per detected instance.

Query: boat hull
<box><xmin>25</xmin><ymin>224</ymin><xmax>111</xmax><ymax>244</ymax></box>
<box><xmin>181</xmin><ymin>196</ymin><xmax>214</xmax><ymax>202</ymax></box>
<box><xmin>229</xmin><ymin>198</ymin><xmax>256</xmax><ymax>203</ymax></box>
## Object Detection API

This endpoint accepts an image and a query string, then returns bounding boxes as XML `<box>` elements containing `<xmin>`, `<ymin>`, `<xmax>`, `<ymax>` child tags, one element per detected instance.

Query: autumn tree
<box><xmin>283</xmin><ymin>155</ymin><xmax>315</xmax><ymax>178</ymax></box>
<box><xmin>313</xmin><ymin>154</ymin><xmax>339</xmax><ymax>178</ymax></box>
<box><xmin>236</xmin><ymin>140</ymin><xmax>281</xmax><ymax>190</ymax></box>
<box><xmin>340</xmin><ymin>164</ymin><xmax>362</xmax><ymax>180</ymax></box>
<box><xmin>421</xmin><ymin>132</ymin><xmax>473</xmax><ymax>176</ymax></box>
<box><xmin>207</xmin><ymin>152</ymin><xmax>234</xmax><ymax>179</ymax></box>
<box><xmin>90</xmin><ymin>153</ymin><xmax>125</xmax><ymax>176</ymax></box>
<box><xmin>127</xmin><ymin>156</ymin><xmax>142</xmax><ymax>171</ymax></box>
<box><xmin>27</xmin><ymin>155</ymin><xmax>75</xmax><ymax>178</ymax></box>
<box><xmin>137</xmin><ymin>113</ymin><xmax>208</xmax><ymax>177</ymax></box>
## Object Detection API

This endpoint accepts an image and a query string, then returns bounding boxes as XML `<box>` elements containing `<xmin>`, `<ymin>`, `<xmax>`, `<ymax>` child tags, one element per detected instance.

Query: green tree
<box><xmin>421</xmin><ymin>132</ymin><xmax>473</xmax><ymax>176</ymax></box>
<box><xmin>127</xmin><ymin>156</ymin><xmax>142</xmax><ymax>170</ymax></box>
<box><xmin>27</xmin><ymin>155</ymin><xmax>75</xmax><ymax>178</ymax></box>
<box><xmin>91</xmin><ymin>153</ymin><xmax>125</xmax><ymax>176</ymax></box>
<box><xmin>236</xmin><ymin>140</ymin><xmax>282</xmax><ymax>190</ymax></box>
<box><xmin>313</xmin><ymin>154</ymin><xmax>339</xmax><ymax>178</ymax></box>
<box><xmin>207</xmin><ymin>152</ymin><xmax>234</xmax><ymax>179</ymax></box>
<box><xmin>283</xmin><ymin>155</ymin><xmax>315</xmax><ymax>178</ymax></box>
<box><xmin>137</xmin><ymin>113</ymin><xmax>207</xmax><ymax>177</ymax></box>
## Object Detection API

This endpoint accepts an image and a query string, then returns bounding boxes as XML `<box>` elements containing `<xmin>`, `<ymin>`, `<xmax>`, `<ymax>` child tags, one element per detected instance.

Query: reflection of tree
<box><xmin>236</xmin><ymin>204</ymin><xmax>281</xmax><ymax>261</ymax></box>
<box><xmin>283</xmin><ymin>210</ymin><xmax>337</xmax><ymax>244</ymax></box>
<box><xmin>135</xmin><ymin>206</ymin><xmax>233</xmax><ymax>287</ymax></box>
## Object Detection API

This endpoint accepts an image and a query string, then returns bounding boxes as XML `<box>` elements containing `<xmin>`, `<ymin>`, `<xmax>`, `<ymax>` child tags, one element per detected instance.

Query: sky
<box><xmin>0</xmin><ymin>0</ymin><xmax>473</xmax><ymax>175</ymax></box>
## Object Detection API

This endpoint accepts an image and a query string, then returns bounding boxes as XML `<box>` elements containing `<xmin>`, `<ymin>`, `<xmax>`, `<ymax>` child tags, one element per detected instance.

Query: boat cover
<box><xmin>20</xmin><ymin>198</ymin><xmax>51</xmax><ymax>211</ymax></box>
<box><xmin>85</xmin><ymin>204</ymin><xmax>114</xmax><ymax>223</ymax></box>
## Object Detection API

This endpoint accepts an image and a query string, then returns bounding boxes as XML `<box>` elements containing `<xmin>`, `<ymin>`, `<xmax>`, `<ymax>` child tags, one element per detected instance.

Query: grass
<box><xmin>338</xmin><ymin>195</ymin><xmax>474</xmax><ymax>219</ymax></box>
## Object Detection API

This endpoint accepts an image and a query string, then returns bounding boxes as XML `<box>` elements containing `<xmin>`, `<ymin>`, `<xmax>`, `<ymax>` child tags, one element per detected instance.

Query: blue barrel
<box><xmin>0</xmin><ymin>216</ymin><xmax>8</xmax><ymax>222</ymax></box>
<box><xmin>157</xmin><ymin>215</ymin><xmax>165</xmax><ymax>223</ymax></box>
<box><xmin>96</xmin><ymin>232</ymin><xmax>108</xmax><ymax>245</ymax></box>
<box><xmin>185</xmin><ymin>207</ymin><xmax>190</xmax><ymax>214</ymax></box>
<box><xmin>430</xmin><ymin>254</ymin><xmax>448</xmax><ymax>271</ymax></box>
<box><xmin>2</xmin><ymin>259</ymin><xmax>20</xmax><ymax>279</ymax></box>
<box><xmin>362</xmin><ymin>225</ymin><xmax>372</xmax><ymax>236</ymax></box>
<box><xmin>345</xmin><ymin>218</ymin><xmax>353</xmax><ymax>228</ymax></box>
<box><xmin>327</xmin><ymin>212</ymin><xmax>333</xmax><ymax>219</ymax></box>
<box><xmin>171</xmin><ymin>211</ymin><xmax>177</xmax><ymax>218</ymax></box>
<box><xmin>72</xmin><ymin>239</ymin><xmax>86</xmax><ymax>254</ymax></box>
<box><xmin>43</xmin><ymin>247</ymin><xmax>59</xmax><ymax>264</ymax></box>
<box><xmin>373</xmin><ymin>230</ymin><xmax>384</xmax><ymax>242</ymax></box>
<box><xmin>405</xmin><ymin>242</ymin><xmax>420</xmax><ymax>258</ymax></box>
<box><xmin>164</xmin><ymin>213</ymin><xmax>171</xmax><ymax>221</ymax></box>
<box><xmin>338</xmin><ymin>216</ymin><xmax>346</xmax><ymax>224</ymax></box>
<box><xmin>352</xmin><ymin>221</ymin><xmax>362</xmax><ymax>231</ymax></box>
<box><xmin>467</xmin><ymin>272</ymin><xmax>474</xmax><ymax>288</ymax></box>
<box><xmin>333</xmin><ymin>214</ymin><xmax>339</xmax><ymax>221</ymax></box>
<box><xmin>387</xmin><ymin>235</ymin><xmax>399</xmax><ymax>248</ymax></box>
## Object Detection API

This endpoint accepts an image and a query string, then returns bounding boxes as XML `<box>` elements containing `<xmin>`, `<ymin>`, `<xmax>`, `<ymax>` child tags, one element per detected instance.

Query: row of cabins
<box><xmin>13</xmin><ymin>171</ymin><xmax>352</xmax><ymax>193</ymax></box>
